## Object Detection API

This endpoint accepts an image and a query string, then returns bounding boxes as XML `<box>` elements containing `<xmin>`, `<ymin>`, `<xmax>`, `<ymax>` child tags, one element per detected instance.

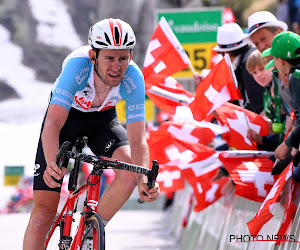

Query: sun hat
<box><xmin>261</xmin><ymin>31</ymin><xmax>300</xmax><ymax>69</ymax></box>
<box><xmin>213</xmin><ymin>23</ymin><xmax>249</xmax><ymax>52</ymax></box>
<box><xmin>248</xmin><ymin>11</ymin><xmax>288</xmax><ymax>36</ymax></box>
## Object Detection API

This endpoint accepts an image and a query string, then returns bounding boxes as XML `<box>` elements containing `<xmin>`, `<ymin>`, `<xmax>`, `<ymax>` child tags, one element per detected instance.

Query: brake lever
<box><xmin>51</xmin><ymin>141</ymin><xmax>71</xmax><ymax>184</ymax></box>
<box><xmin>137</xmin><ymin>160</ymin><xmax>159</xmax><ymax>204</ymax></box>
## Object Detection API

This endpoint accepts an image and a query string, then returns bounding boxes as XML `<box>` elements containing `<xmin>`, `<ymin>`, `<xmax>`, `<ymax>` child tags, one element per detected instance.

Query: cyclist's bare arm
<box><xmin>127</xmin><ymin>121</ymin><xmax>159</xmax><ymax>202</ymax></box>
<box><xmin>42</xmin><ymin>104</ymin><xmax>69</xmax><ymax>188</ymax></box>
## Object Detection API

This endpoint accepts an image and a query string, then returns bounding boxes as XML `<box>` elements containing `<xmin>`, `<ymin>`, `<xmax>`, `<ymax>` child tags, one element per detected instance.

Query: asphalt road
<box><xmin>0</xmin><ymin>210</ymin><xmax>179</xmax><ymax>250</ymax></box>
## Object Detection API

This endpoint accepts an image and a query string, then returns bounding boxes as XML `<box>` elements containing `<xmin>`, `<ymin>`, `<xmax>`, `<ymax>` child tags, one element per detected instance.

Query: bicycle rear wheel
<box><xmin>81</xmin><ymin>213</ymin><xmax>105</xmax><ymax>250</ymax></box>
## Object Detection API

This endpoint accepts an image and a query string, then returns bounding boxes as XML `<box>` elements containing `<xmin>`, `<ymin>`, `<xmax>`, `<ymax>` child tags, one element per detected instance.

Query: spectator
<box><xmin>248</xmin><ymin>11</ymin><xmax>288</xmax><ymax>53</ymax></box>
<box><xmin>262</xmin><ymin>31</ymin><xmax>300</xmax><ymax>161</ymax></box>
<box><xmin>246</xmin><ymin>49</ymin><xmax>294</xmax><ymax>154</ymax></box>
<box><xmin>213</xmin><ymin>23</ymin><xmax>264</xmax><ymax>114</ymax></box>
<box><xmin>248</xmin><ymin>11</ymin><xmax>294</xmax><ymax>138</ymax></box>
<box><xmin>247</xmin><ymin>13</ymin><xmax>297</xmax><ymax>173</ymax></box>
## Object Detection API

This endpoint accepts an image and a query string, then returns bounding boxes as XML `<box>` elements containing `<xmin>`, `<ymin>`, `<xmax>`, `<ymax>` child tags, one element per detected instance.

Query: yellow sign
<box><xmin>116</xmin><ymin>99</ymin><xmax>155</xmax><ymax>123</ymax></box>
<box><xmin>4</xmin><ymin>175</ymin><xmax>22</xmax><ymax>186</ymax></box>
<box><xmin>173</xmin><ymin>42</ymin><xmax>217</xmax><ymax>78</ymax></box>
<box><xmin>4</xmin><ymin>166</ymin><xmax>24</xmax><ymax>186</ymax></box>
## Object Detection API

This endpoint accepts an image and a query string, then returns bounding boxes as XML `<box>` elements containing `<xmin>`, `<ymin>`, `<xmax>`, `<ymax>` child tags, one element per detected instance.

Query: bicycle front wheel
<box><xmin>45</xmin><ymin>212</ymin><xmax>66</xmax><ymax>250</ymax></box>
<box><xmin>45</xmin><ymin>213</ymin><xmax>79</xmax><ymax>250</ymax></box>
<box><xmin>81</xmin><ymin>213</ymin><xmax>105</xmax><ymax>250</ymax></box>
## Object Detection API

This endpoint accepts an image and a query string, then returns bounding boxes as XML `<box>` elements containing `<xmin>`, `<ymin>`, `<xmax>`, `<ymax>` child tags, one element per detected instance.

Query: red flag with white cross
<box><xmin>247</xmin><ymin>163</ymin><xmax>292</xmax><ymax>235</ymax></box>
<box><xmin>178</xmin><ymin>155</ymin><xmax>228</xmax><ymax>212</ymax></box>
<box><xmin>219</xmin><ymin>152</ymin><xmax>276</xmax><ymax>202</ymax></box>
<box><xmin>157</xmin><ymin>120</ymin><xmax>223</xmax><ymax>146</ymax></box>
<box><xmin>189</xmin><ymin>58</ymin><xmax>241</xmax><ymax>121</ymax></box>
<box><xmin>142</xmin><ymin>17</ymin><xmax>190</xmax><ymax>85</ymax></box>
<box><xmin>147</xmin><ymin>130</ymin><xmax>215</xmax><ymax>167</ymax></box>
<box><xmin>145</xmin><ymin>76</ymin><xmax>195</xmax><ymax>115</ymax></box>
<box><xmin>192</xmin><ymin>173</ymin><xmax>229</xmax><ymax>212</ymax></box>
<box><xmin>275</xmin><ymin>177</ymin><xmax>297</xmax><ymax>245</ymax></box>
<box><xmin>156</xmin><ymin>165</ymin><xmax>185</xmax><ymax>193</ymax></box>
<box><xmin>215</xmin><ymin>102</ymin><xmax>269</xmax><ymax>150</ymax></box>
<box><xmin>147</xmin><ymin>129</ymin><xmax>227</xmax><ymax>210</ymax></box>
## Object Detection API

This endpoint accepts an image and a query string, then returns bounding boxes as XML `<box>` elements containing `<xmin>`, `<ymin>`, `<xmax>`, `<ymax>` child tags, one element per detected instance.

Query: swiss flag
<box><xmin>174</xmin><ymin>151</ymin><xmax>227</xmax><ymax>212</ymax></box>
<box><xmin>215</xmin><ymin>102</ymin><xmax>269</xmax><ymax>150</ymax></box>
<box><xmin>209</xmin><ymin>51</ymin><xmax>223</xmax><ymax>69</ymax></box>
<box><xmin>147</xmin><ymin>129</ymin><xmax>217</xmax><ymax>198</ymax></box>
<box><xmin>219</xmin><ymin>152</ymin><xmax>276</xmax><ymax>202</ymax></box>
<box><xmin>147</xmin><ymin>130</ymin><xmax>215</xmax><ymax>167</ymax></box>
<box><xmin>247</xmin><ymin>163</ymin><xmax>292</xmax><ymax>236</ymax></box>
<box><xmin>189</xmin><ymin>58</ymin><xmax>241</xmax><ymax>121</ymax></box>
<box><xmin>222</xmin><ymin>7</ymin><xmax>236</xmax><ymax>23</ymax></box>
<box><xmin>146</xmin><ymin>76</ymin><xmax>195</xmax><ymax>115</ymax></box>
<box><xmin>157</xmin><ymin>120</ymin><xmax>222</xmax><ymax>146</ymax></box>
<box><xmin>192</xmin><ymin>173</ymin><xmax>229</xmax><ymax>212</ymax></box>
<box><xmin>167</xmin><ymin>105</ymin><xmax>223</xmax><ymax>127</ymax></box>
<box><xmin>275</xmin><ymin>178</ymin><xmax>297</xmax><ymax>245</ymax></box>
<box><xmin>156</xmin><ymin>165</ymin><xmax>185</xmax><ymax>193</ymax></box>
<box><xmin>142</xmin><ymin>17</ymin><xmax>190</xmax><ymax>85</ymax></box>
<box><xmin>178</xmin><ymin>156</ymin><xmax>228</xmax><ymax>212</ymax></box>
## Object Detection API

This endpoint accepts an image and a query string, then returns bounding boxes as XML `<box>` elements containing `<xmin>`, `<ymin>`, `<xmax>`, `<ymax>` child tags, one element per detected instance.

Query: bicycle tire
<box><xmin>45</xmin><ymin>213</ymin><xmax>79</xmax><ymax>250</ymax></box>
<box><xmin>80</xmin><ymin>213</ymin><xmax>105</xmax><ymax>250</ymax></box>
<box><xmin>45</xmin><ymin>213</ymin><xmax>63</xmax><ymax>250</ymax></box>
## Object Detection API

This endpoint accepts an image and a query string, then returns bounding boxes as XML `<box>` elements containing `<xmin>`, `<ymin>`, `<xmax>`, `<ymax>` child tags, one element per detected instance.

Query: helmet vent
<box><xmin>96</xmin><ymin>41</ymin><xmax>109</xmax><ymax>46</ymax></box>
<box><xmin>114</xmin><ymin>27</ymin><xmax>120</xmax><ymax>45</ymax></box>
<box><xmin>126</xmin><ymin>41</ymin><xmax>135</xmax><ymax>47</ymax></box>
<box><xmin>104</xmin><ymin>32</ymin><xmax>112</xmax><ymax>45</ymax></box>
<box><xmin>123</xmin><ymin>33</ymin><xmax>128</xmax><ymax>45</ymax></box>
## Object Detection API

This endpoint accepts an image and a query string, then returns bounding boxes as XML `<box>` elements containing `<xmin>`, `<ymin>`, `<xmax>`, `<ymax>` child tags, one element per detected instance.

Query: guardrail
<box><xmin>168</xmin><ymin>181</ymin><xmax>300</xmax><ymax>250</ymax></box>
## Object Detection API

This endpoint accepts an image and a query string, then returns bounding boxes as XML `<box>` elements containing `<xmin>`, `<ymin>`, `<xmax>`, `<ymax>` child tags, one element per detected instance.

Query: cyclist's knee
<box><xmin>115</xmin><ymin>170</ymin><xmax>137</xmax><ymax>189</ymax></box>
<box><xmin>30</xmin><ymin>205</ymin><xmax>56</xmax><ymax>230</ymax></box>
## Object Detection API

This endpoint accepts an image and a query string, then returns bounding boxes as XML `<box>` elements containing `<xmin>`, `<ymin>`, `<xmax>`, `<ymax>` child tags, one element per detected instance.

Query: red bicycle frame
<box><xmin>72</xmin><ymin>174</ymin><xmax>101</xmax><ymax>249</ymax></box>
<box><xmin>45</xmin><ymin>171</ymin><xmax>102</xmax><ymax>249</ymax></box>
<box><xmin>45</xmin><ymin>138</ymin><xmax>159</xmax><ymax>249</ymax></box>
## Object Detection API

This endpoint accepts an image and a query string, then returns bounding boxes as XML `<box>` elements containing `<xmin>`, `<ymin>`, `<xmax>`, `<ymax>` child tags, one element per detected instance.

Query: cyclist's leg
<box><xmin>97</xmin><ymin>145</ymin><xmax>137</xmax><ymax>221</ymax></box>
<box><xmin>86</xmin><ymin>110</ymin><xmax>137</xmax><ymax>222</ymax></box>
<box><xmin>23</xmin><ymin>135</ymin><xmax>62</xmax><ymax>250</ymax></box>
<box><xmin>23</xmin><ymin>190</ymin><xmax>59</xmax><ymax>250</ymax></box>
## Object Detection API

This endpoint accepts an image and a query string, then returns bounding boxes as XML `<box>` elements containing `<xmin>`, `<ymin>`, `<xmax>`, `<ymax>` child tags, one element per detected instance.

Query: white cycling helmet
<box><xmin>88</xmin><ymin>18</ymin><xmax>136</xmax><ymax>50</ymax></box>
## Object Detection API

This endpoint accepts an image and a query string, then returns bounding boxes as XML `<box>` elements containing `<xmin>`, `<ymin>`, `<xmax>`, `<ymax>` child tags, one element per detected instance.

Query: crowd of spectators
<box><xmin>192</xmin><ymin>8</ymin><xmax>300</xmax><ymax>193</ymax></box>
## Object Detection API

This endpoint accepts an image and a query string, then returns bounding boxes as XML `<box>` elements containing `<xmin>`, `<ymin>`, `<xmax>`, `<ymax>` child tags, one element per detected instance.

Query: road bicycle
<box><xmin>45</xmin><ymin>137</ymin><xmax>159</xmax><ymax>250</ymax></box>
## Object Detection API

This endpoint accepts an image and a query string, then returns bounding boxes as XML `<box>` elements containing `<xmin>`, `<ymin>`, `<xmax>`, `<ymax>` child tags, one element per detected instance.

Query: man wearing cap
<box><xmin>248</xmin><ymin>11</ymin><xmax>295</xmax><ymax>168</ymax></box>
<box><xmin>213</xmin><ymin>22</ymin><xmax>264</xmax><ymax>114</ymax></box>
<box><xmin>262</xmin><ymin>31</ymin><xmax>300</xmax><ymax>160</ymax></box>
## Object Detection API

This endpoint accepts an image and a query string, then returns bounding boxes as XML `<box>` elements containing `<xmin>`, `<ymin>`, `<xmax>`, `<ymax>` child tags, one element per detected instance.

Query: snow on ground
<box><xmin>0</xmin><ymin>23</ymin><xmax>51</xmax><ymax>208</ymax></box>
<box><xmin>28</xmin><ymin>0</ymin><xmax>83</xmax><ymax>50</ymax></box>
<box><xmin>0</xmin><ymin>25</ymin><xmax>52</xmax><ymax>123</ymax></box>
<box><xmin>0</xmin><ymin>0</ymin><xmax>82</xmax><ymax>209</ymax></box>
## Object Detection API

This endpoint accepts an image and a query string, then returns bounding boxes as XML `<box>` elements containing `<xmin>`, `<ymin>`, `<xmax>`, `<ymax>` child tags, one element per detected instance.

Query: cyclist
<box><xmin>23</xmin><ymin>18</ymin><xmax>160</xmax><ymax>249</ymax></box>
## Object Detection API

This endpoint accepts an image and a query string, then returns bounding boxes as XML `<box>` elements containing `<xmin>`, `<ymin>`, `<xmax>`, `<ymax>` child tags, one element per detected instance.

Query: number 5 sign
<box><xmin>157</xmin><ymin>7</ymin><xmax>224</xmax><ymax>78</ymax></box>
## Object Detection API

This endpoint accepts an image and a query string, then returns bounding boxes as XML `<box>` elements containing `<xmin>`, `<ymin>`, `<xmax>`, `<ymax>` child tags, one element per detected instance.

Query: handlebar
<box><xmin>137</xmin><ymin>160</ymin><xmax>159</xmax><ymax>204</ymax></box>
<box><xmin>54</xmin><ymin>141</ymin><xmax>159</xmax><ymax>204</ymax></box>
<box><xmin>51</xmin><ymin>141</ymin><xmax>71</xmax><ymax>185</ymax></box>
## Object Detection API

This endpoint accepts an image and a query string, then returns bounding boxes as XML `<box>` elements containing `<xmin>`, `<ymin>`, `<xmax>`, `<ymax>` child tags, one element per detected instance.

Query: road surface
<box><xmin>0</xmin><ymin>210</ymin><xmax>179</xmax><ymax>249</ymax></box>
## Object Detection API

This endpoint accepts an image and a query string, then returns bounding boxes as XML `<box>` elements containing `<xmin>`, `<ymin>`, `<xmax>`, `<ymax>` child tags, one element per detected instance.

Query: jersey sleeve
<box><xmin>50</xmin><ymin>57</ymin><xmax>92</xmax><ymax>111</ymax></box>
<box><xmin>120</xmin><ymin>64</ymin><xmax>146</xmax><ymax>124</ymax></box>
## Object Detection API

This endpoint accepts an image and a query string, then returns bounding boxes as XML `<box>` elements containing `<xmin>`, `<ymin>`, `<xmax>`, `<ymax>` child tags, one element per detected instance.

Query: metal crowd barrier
<box><xmin>168</xmin><ymin>181</ymin><xmax>300</xmax><ymax>250</ymax></box>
